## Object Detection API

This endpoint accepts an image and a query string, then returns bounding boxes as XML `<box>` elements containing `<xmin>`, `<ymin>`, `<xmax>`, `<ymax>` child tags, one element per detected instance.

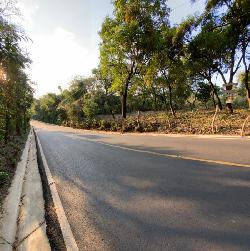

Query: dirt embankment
<box><xmin>62</xmin><ymin>109</ymin><xmax>250</xmax><ymax>136</ymax></box>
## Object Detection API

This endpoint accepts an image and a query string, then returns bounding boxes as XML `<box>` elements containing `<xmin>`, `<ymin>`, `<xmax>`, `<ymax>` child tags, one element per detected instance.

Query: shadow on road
<box><xmin>34</xmin><ymin>124</ymin><xmax>250</xmax><ymax>250</ymax></box>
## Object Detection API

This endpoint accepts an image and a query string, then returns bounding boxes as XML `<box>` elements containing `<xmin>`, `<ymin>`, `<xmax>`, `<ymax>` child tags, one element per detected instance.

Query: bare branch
<box><xmin>217</xmin><ymin>68</ymin><xmax>227</xmax><ymax>85</ymax></box>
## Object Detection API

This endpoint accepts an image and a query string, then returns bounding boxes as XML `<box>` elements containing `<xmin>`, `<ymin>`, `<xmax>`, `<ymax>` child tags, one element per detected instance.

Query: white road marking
<box><xmin>36</xmin><ymin>132</ymin><xmax>79</xmax><ymax>251</ymax></box>
<box><xmin>66</xmin><ymin>134</ymin><xmax>250</xmax><ymax>168</ymax></box>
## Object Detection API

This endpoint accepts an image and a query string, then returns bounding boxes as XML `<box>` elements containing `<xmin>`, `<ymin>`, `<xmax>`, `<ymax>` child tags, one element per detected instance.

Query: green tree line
<box><xmin>0</xmin><ymin>1</ymin><xmax>34</xmax><ymax>143</ymax></box>
<box><xmin>33</xmin><ymin>0</ymin><xmax>250</xmax><ymax>125</ymax></box>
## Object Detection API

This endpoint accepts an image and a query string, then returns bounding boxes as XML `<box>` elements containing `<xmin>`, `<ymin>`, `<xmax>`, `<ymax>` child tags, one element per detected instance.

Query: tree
<box><xmin>195</xmin><ymin>81</ymin><xmax>213</xmax><ymax>109</ymax></box>
<box><xmin>0</xmin><ymin>2</ymin><xmax>33</xmax><ymax>143</ymax></box>
<box><xmin>184</xmin><ymin>16</ymin><xmax>225</xmax><ymax>111</ymax></box>
<box><xmin>191</xmin><ymin>0</ymin><xmax>250</xmax><ymax>111</ymax></box>
<box><xmin>237</xmin><ymin>71</ymin><xmax>250</xmax><ymax>107</ymax></box>
<box><xmin>82</xmin><ymin>93</ymin><xmax>98</xmax><ymax>118</ymax></box>
<box><xmin>99</xmin><ymin>0</ymin><xmax>170</xmax><ymax>118</ymax></box>
<box><xmin>92</xmin><ymin>67</ymin><xmax>120</xmax><ymax>118</ymax></box>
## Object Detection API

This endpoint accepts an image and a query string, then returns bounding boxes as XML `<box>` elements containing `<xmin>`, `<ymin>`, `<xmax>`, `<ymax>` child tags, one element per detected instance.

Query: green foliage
<box><xmin>237</xmin><ymin>72</ymin><xmax>250</xmax><ymax>97</ymax></box>
<box><xmin>33</xmin><ymin>0</ymin><xmax>250</xmax><ymax>127</ymax></box>
<box><xmin>33</xmin><ymin>76</ymin><xmax>121</xmax><ymax>124</ymax></box>
<box><xmin>82</xmin><ymin>94</ymin><xmax>98</xmax><ymax>118</ymax></box>
<box><xmin>196</xmin><ymin>82</ymin><xmax>212</xmax><ymax>108</ymax></box>
<box><xmin>0</xmin><ymin>0</ymin><xmax>34</xmax><ymax>143</ymax></box>
<box><xmin>99</xmin><ymin>0</ymin><xmax>170</xmax><ymax>118</ymax></box>
<box><xmin>188</xmin><ymin>0</ymin><xmax>250</xmax><ymax>110</ymax></box>
<box><xmin>0</xmin><ymin>171</ymin><xmax>9</xmax><ymax>185</ymax></box>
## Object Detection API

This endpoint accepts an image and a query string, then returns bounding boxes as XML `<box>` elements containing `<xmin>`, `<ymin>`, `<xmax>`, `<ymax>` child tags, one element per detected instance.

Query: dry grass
<box><xmin>64</xmin><ymin>109</ymin><xmax>250</xmax><ymax>136</ymax></box>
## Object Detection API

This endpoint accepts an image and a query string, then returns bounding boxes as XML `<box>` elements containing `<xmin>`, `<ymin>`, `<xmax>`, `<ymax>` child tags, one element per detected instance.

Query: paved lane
<box><xmin>33</xmin><ymin>122</ymin><xmax>250</xmax><ymax>251</ymax></box>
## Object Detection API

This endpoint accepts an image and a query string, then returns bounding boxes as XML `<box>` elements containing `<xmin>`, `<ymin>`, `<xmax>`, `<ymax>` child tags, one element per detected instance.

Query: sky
<box><xmin>17</xmin><ymin>0</ymin><xmax>206</xmax><ymax>97</ymax></box>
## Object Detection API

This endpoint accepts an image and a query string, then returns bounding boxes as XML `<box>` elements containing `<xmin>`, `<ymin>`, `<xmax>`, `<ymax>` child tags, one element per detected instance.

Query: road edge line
<box><xmin>34</xmin><ymin>129</ymin><xmax>79</xmax><ymax>251</ymax></box>
<box><xmin>97</xmin><ymin>141</ymin><xmax>250</xmax><ymax>168</ymax></box>
<box><xmin>98</xmin><ymin>141</ymin><xmax>250</xmax><ymax>168</ymax></box>
<box><xmin>65</xmin><ymin>134</ymin><xmax>250</xmax><ymax>168</ymax></box>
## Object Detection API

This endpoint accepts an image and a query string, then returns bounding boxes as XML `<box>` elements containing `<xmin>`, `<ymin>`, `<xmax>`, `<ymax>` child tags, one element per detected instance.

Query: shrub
<box><xmin>0</xmin><ymin>171</ymin><xmax>9</xmax><ymax>185</ymax></box>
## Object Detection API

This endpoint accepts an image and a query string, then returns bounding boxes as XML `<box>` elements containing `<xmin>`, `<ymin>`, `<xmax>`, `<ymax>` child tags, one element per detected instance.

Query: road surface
<box><xmin>33</xmin><ymin>121</ymin><xmax>250</xmax><ymax>251</ymax></box>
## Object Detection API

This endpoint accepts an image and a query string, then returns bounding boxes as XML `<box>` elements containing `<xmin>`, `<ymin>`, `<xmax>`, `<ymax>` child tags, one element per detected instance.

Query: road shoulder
<box><xmin>35</xmin><ymin>129</ymin><xmax>79</xmax><ymax>251</ymax></box>
<box><xmin>0</xmin><ymin>130</ymin><xmax>50</xmax><ymax>251</ymax></box>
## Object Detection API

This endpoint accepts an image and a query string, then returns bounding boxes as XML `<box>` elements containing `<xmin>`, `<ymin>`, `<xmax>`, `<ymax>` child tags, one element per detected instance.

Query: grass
<box><xmin>62</xmin><ymin>109</ymin><xmax>250</xmax><ymax>136</ymax></box>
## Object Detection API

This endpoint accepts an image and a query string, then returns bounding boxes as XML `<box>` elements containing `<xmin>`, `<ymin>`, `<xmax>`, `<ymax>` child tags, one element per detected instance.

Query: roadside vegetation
<box><xmin>0</xmin><ymin>1</ymin><xmax>34</xmax><ymax>207</ymax></box>
<box><xmin>33</xmin><ymin>0</ymin><xmax>250</xmax><ymax>135</ymax></box>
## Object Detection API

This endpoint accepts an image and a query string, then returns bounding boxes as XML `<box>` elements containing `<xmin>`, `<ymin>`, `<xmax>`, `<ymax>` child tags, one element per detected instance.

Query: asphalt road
<box><xmin>33</xmin><ymin>121</ymin><xmax>250</xmax><ymax>251</ymax></box>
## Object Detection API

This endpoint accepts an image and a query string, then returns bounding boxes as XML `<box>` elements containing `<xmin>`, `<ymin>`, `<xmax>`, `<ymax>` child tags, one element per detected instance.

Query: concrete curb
<box><xmin>15</xmin><ymin>130</ymin><xmax>50</xmax><ymax>251</ymax></box>
<box><xmin>0</xmin><ymin>130</ymin><xmax>32</xmax><ymax>251</ymax></box>
<box><xmin>0</xmin><ymin>129</ymin><xmax>51</xmax><ymax>251</ymax></box>
<box><xmin>35</xmin><ymin>130</ymin><xmax>79</xmax><ymax>251</ymax></box>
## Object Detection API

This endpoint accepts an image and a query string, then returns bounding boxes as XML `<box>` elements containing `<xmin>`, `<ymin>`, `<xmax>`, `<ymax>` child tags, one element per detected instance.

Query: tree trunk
<box><xmin>244</xmin><ymin>71</ymin><xmax>250</xmax><ymax>109</ymax></box>
<box><xmin>121</xmin><ymin>87</ymin><xmax>128</xmax><ymax>119</ymax></box>
<box><xmin>137</xmin><ymin>110</ymin><xmax>141</xmax><ymax>127</ymax></box>
<box><xmin>162</xmin><ymin>88</ymin><xmax>168</xmax><ymax>110</ymax></box>
<box><xmin>151</xmin><ymin>87</ymin><xmax>158</xmax><ymax>111</ymax></box>
<box><xmin>242</xmin><ymin>41</ymin><xmax>250</xmax><ymax>109</ymax></box>
<box><xmin>110</xmin><ymin>110</ymin><xmax>116</xmax><ymax>119</ymax></box>
<box><xmin>247</xmin><ymin>89</ymin><xmax>250</xmax><ymax>109</ymax></box>
<box><xmin>154</xmin><ymin>95</ymin><xmax>157</xmax><ymax>111</ymax></box>
<box><xmin>242</xmin><ymin>44</ymin><xmax>250</xmax><ymax>109</ymax></box>
<box><xmin>211</xmin><ymin>93</ymin><xmax>216</xmax><ymax>109</ymax></box>
<box><xmin>225</xmin><ymin>83</ymin><xmax>234</xmax><ymax>113</ymax></box>
<box><xmin>188</xmin><ymin>101</ymin><xmax>194</xmax><ymax>111</ymax></box>
<box><xmin>168</xmin><ymin>82</ymin><xmax>176</xmax><ymax>116</ymax></box>
<box><xmin>209</xmin><ymin>81</ymin><xmax>222</xmax><ymax>110</ymax></box>
<box><xmin>226</xmin><ymin>103</ymin><xmax>233</xmax><ymax>114</ymax></box>
<box><xmin>107</xmin><ymin>98</ymin><xmax>116</xmax><ymax>119</ymax></box>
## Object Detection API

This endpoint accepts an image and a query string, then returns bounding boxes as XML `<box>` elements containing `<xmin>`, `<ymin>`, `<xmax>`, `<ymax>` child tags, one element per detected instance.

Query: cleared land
<box><xmin>62</xmin><ymin>109</ymin><xmax>250</xmax><ymax>136</ymax></box>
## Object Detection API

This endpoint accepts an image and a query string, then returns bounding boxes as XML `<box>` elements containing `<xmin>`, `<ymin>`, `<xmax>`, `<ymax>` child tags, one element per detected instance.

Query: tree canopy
<box><xmin>0</xmin><ymin>0</ymin><xmax>34</xmax><ymax>143</ymax></box>
<box><xmin>33</xmin><ymin>0</ymin><xmax>250</xmax><ymax>127</ymax></box>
